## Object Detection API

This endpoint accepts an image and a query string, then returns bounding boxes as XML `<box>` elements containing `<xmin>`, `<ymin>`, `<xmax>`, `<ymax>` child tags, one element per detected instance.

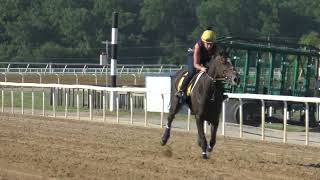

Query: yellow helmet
<box><xmin>201</xmin><ymin>30</ymin><xmax>216</xmax><ymax>43</ymax></box>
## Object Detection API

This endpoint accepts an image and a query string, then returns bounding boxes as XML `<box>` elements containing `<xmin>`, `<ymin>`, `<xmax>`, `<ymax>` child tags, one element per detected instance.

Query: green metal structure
<box><xmin>216</xmin><ymin>37</ymin><xmax>320</xmax><ymax>97</ymax></box>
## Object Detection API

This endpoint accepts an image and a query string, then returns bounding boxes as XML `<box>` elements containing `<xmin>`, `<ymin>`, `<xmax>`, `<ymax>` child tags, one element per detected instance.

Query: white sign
<box><xmin>146</xmin><ymin>76</ymin><xmax>171</xmax><ymax>113</ymax></box>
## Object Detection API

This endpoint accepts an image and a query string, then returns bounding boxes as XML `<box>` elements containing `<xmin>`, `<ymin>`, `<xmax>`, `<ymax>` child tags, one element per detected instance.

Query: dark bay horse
<box><xmin>160</xmin><ymin>48</ymin><xmax>240</xmax><ymax>159</ymax></box>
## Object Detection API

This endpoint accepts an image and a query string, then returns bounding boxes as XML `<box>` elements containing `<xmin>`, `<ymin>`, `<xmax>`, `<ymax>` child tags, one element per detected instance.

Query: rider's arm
<box><xmin>193</xmin><ymin>43</ymin><xmax>207</xmax><ymax>72</ymax></box>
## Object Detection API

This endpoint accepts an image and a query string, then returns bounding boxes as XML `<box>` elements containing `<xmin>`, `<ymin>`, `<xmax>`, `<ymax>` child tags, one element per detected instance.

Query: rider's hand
<box><xmin>200</xmin><ymin>67</ymin><xmax>207</xmax><ymax>73</ymax></box>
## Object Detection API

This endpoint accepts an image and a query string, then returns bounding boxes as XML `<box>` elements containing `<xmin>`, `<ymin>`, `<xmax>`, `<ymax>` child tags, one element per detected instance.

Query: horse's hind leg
<box><xmin>160</xmin><ymin>95</ymin><xmax>181</xmax><ymax>146</ymax></box>
<box><xmin>195</xmin><ymin>115</ymin><xmax>208</xmax><ymax>159</ymax></box>
<box><xmin>208</xmin><ymin>124</ymin><xmax>218</xmax><ymax>152</ymax></box>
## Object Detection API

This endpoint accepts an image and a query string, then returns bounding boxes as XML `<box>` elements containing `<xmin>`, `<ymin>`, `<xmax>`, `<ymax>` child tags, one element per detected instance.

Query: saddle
<box><xmin>176</xmin><ymin>71</ymin><xmax>205</xmax><ymax>96</ymax></box>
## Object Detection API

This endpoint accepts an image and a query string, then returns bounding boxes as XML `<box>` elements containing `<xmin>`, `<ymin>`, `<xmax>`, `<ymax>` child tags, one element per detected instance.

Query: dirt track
<box><xmin>0</xmin><ymin>113</ymin><xmax>319</xmax><ymax>180</ymax></box>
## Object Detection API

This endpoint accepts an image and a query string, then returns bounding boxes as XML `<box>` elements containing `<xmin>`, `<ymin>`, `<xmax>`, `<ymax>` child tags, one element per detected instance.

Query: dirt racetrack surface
<box><xmin>0</xmin><ymin>113</ymin><xmax>319</xmax><ymax>180</ymax></box>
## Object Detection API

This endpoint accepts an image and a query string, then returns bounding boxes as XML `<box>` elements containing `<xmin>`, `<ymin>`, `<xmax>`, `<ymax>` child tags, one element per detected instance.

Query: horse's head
<box><xmin>207</xmin><ymin>47</ymin><xmax>240</xmax><ymax>85</ymax></box>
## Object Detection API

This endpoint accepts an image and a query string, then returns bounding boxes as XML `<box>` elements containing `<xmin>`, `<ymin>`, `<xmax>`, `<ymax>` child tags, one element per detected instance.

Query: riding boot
<box><xmin>175</xmin><ymin>78</ymin><xmax>189</xmax><ymax>104</ymax></box>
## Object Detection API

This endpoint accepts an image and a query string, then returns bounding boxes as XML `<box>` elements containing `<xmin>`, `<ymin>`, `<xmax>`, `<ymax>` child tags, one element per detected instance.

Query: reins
<box><xmin>205</xmin><ymin>73</ymin><xmax>227</xmax><ymax>82</ymax></box>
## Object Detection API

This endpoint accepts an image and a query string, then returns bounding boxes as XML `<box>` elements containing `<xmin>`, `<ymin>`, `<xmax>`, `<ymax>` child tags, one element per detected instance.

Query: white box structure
<box><xmin>146</xmin><ymin>76</ymin><xmax>171</xmax><ymax>113</ymax></box>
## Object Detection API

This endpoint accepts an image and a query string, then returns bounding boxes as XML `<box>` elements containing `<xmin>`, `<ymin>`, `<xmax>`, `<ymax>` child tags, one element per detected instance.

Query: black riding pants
<box><xmin>180</xmin><ymin>52</ymin><xmax>196</xmax><ymax>91</ymax></box>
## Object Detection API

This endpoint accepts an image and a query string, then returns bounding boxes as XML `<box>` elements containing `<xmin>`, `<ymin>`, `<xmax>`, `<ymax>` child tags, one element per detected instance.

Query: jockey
<box><xmin>176</xmin><ymin>27</ymin><xmax>218</xmax><ymax>100</ymax></box>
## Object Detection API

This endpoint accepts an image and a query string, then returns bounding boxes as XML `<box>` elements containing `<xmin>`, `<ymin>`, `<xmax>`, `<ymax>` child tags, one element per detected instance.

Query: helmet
<box><xmin>201</xmin><ymin>30</ymin><xmax>216</xmax><ymax>43</ymax></box>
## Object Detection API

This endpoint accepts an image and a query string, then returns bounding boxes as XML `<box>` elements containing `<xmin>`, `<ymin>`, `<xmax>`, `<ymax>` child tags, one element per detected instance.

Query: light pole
<box><xmin>102</xmin><ymin>40</ymin><xmax>110</xmax><ymax>61</ymax></box>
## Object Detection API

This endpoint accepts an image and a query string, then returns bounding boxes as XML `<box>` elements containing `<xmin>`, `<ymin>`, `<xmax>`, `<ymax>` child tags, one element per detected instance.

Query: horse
<box><xmin>160</xmin><ymin>48</ymin><xmax>240</xmax><ymax>159</ymax></box>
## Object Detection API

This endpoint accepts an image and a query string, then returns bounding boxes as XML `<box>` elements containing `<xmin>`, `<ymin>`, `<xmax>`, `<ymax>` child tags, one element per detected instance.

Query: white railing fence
<box><xmin>0</xmin><ymin>82</ymin><xmax>149</xmax><ymax>126</ymax></box>
<box><xmin>0</xmin><ymin>81</ymin><xmax>319</xmax><ymax>146</ymax></box>
<box><xmin>223</xmin><ymin>93</ymin><xmax>320</xmax><ymax>145</ymax></box>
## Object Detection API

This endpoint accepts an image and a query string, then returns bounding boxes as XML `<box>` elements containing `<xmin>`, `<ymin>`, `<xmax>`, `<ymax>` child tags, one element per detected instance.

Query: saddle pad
<box><xmin>177</xmin><ymin>72</ymin><xmax>188</xmax><ymax>91</ymax></box>
<box><xmin>187</xmin><ymin>71</ymin><xmax>204</xmax><ymax>96</ymax></box>
<box><xmin>177</xmin><ymin>71</ymin><xmax>205</xmax><ymax>96</ymax></box>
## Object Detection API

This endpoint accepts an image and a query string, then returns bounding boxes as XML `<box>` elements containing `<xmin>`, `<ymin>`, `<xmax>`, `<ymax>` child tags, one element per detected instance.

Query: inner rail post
<box><xmin>42</xmin><ymin>88</ymin><xmax>45</xmax><ymax>116</ymax></box>
<box><xmin>305</xmin><ymin>102</ymin><xmax>309</xmax><ymax>145</ymax></box>
<box><xmin>130</xmin><ymin>93</ymin><xmax>133</xmax><ymax>125</ymax></box>
<box><xmin>221</xmin><ymin>100</ymin><xmax>226</xmax><ymax>136</ymax></box>
<box><xmin>261</xmin><ymin>99</ymin><xmax>265</xmax><ymax>140</ymax></box>
<box><xmin>283</xmin><ymin>101</ymin><xmax>287</xmax><ymax>143</ymax></box>
<box><xmin>103</xmin><ymin>90</ymin><xmax>106</xmax><ymax>122</ymax></box>
<box><xmin>239</xmin><ymin>98</ymin><xmax>243</xmax><ymax>138</ymax></box>
<box><xmin>53</xmin><ymin>88</ymin><xmax>56</xmax><ymax>118</ymax></box>
<box><xmin>65</xmin><ymin>88</ymin><xmax>68</xmax><ymax>118</ymax></box>
<box><xmin>144</xmin><ymin>94</ymin><xmax>147</xmax><ymax>127</ymax></box>
<box><xmin>116</xmin><ymin>93</ymin><xmax>119</xmax><ymax>123</ymax></box>
<box><xmin>89</xmin><ymin>89</ymin><xmax>92</xmax><ymax>121</ymax></box>
<box><xmin>31</xmin><ymin>88</ymin><xmax>34</xmax><ymax>115</ymax></box>
<box><xmin>1</xmin><ymin>86</ymin><xmax>4</xmax><ymax>113</ymax></box>
<box><xmin>11</xmin><ymin>87</ymin><xmax>14</xmax><ymax>114</ymax></box>
<box><xmin>160</xmin><ymin>93</ymin><xmax>164</xmax><ymax>128</ymax></box>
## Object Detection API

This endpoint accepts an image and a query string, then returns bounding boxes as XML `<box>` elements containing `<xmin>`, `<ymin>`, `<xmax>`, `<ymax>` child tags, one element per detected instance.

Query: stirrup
<box><xmin>175</xmin><ymin>90</ymin><xmax>184</xmax><ymax>98</ymax></box>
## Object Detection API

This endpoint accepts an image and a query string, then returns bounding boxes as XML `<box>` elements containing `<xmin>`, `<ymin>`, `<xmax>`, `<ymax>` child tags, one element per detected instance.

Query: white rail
<box><xmin>222</xmin><ymin>93</ymin><xmax>320</xmax><ymax>145</ymax></box>
<box><xmin>0</xmin><ymin>82</ymin><xmax>147</xmax><ymax>124</ymax></box>
<box><xmin>1</xmin><ymin>81</ymin><xmax>319</xmax><ymax>146</ymax></box>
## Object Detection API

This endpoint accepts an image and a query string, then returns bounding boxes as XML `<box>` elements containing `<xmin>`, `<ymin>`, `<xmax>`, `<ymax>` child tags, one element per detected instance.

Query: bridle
<box><xmin>205</xmin><ymin>73</ymin><xmax>226</xmax><ymax>82</ymax></box>
<box><xmin>205</xmin><ymin>56</ymin><xmax>235</xmax><ymax>83</ymax></box>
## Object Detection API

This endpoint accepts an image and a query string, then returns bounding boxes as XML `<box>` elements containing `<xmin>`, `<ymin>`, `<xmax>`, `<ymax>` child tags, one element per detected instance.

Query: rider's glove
<box><xmin>200</xmin><ymin>67</ymin><xmax>207</xmax><ymax>72</ymax></box>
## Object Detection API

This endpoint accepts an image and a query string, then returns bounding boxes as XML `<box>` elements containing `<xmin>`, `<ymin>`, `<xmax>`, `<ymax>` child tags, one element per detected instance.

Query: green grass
<box><xmin>264</xmin><ymin>122</ymin><xmax>306</xmax><ymax>132</ymax></box>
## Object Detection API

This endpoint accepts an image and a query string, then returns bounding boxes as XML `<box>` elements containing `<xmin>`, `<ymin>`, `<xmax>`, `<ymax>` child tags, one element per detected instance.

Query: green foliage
<box><xmin>0</xmin><ymin>0</ymin><xmax>319</xmax><ymax>64</ymax></box>
<box><xmin>299</xmin><ymin>31</ymin><xmax>320</xmax><ymax>47</ymax></box>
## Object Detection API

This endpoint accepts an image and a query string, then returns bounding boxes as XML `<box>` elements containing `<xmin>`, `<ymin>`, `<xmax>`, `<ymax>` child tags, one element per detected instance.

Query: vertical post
<box><xmin>279</xmin><ymin>54</ymin><xmax>287</xmax><ymax>94</ymax></box>
<box><xmin>144</xmin><ymin>95</ymin><xmax>147</xmax><ymax>127</ymax></box>
<box><xmin>116</xmin><ymin>94</ymin><xmax>119</xmax><ymax>123</ymax></box>
<box><xmin>1</xmin><ymin>88</ymin><xmax>4</xmax><ymax>113</ymax></box>
<box><xmin>42</xmin><ymin>89</ymin><xmax>45</xmax><ymax>116</ymax></box>
<box><xmin>11</xmin><ymin>88</ymin><xmax>13</xmax><ymax>114</ymax></box>
<box><xmin>254</xmin><ymin>52</ymin><xmax>262</xmax><ymax>93</ymax></box>
<box><xmin>21</xmin><ymin>74</ymin><xmax>24</xmax><ymax>114</ymax></box>
<box><xmin>130</xmin><ymin>93</ymin><xmax>133</xmax><ymax>125</ymax></box>
<box><xmin>242</xmin><ymin>50</ymin><xmax>250</xmax><ymax>93</ymax></box>
<box><xmin>292</xmin><ymin>55</ymin><xmax>300</xmax><ymax>96</ymax></box>
<box><xmin>21</xmin><ymin>87</ymin><xmax>24</xmax><ymax>114</ymax></box>
<box><xmin>109</xmin><ymin>11</ymin><xmax>118</xmax><ymax>112</ymax></box>
<box><xmin>65</xmin><ymin>89</ymin><xmax>68</xmax><ymax>118</ymax></box>
<box><xmin>305</xmin><ymin>103</ymin><xmax>309</xmax><ymax>145</ymax></box>
<box><xmin>160</xmin><ymin>93</ymin><xmax>164</xmax><ymax>128</ymax></box>
<box><xmin>31</xmin><ymin>88</ymin><xmax>34</xmax><ymax>115</ymax></box>
<box><xmin>283</xmin><ymin>101</ymin><xmax>287</xmax><ymax>143</ymax></box>
<box><xmin>267</xmin><ymin>53</ymin><xmax>275</xmax><ymax>94</ymax></box>
<box><xmin>303</xmin><ymin>56</ymin><xmax>312</xmax><ymax>95</ymax></box>
<box><xmin>261</xmin><ymin>99</ymin><xmax>265</xmax><ymax>140</ymax></box>
<box><xmin>103</xmin><ymin>91</ymin><xmax>106</xmax><ymax>122</ymax></box>
<box><xmin>77</xmin><ymin>89</ymin><xmax>80</xmax><ymax>120</ymax></box>
<box><xmin>53</xmin><ymin>89</ymin><xmax>56</xmax><ymax>118</ymax></box>
<box><xmin>89</xmin><ymin>90</ymin><xmax>92</xmax><ymax>120</ymax></box>
<box><xmin>317</xmin><ymin>103</ymin><xmax>319</xmax><ymax>124</ymax></box>
<box><xmin>239</xmin><ymin>99</ymin><xmax>243</xmax><ymax>138</ymax></box>
<box><xmin>222</xmin><ymin>100</ymin><xmax>226</xmax><ymax>136</ymax></box>
<box><xmin>1</xmin><ymin>73</ymin><xmax>6</xmax><ymax>113</ymax></box>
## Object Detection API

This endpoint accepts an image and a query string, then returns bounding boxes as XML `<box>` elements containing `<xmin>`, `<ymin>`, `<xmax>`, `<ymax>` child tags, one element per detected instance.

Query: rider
<box><xmin>176</xmin><ymin>27</ymin><xmax>218</xmax><ymax>100</ymax></box>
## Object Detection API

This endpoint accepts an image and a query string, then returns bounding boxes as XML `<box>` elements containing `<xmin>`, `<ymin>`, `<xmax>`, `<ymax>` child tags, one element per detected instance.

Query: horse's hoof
<box><xmin>160</xmin><ymin>138</ymin><xmax>167</xmax><ymax>146</ymax></box>
<box><xmin>161</xmin><ymin>128</ymin><xmax>170</xmax><ymax>146</ymax></box>
<box><xmin>201</xmin><ymin>153</ymin><xmax>208</xmax><ymax>159</ymax></box>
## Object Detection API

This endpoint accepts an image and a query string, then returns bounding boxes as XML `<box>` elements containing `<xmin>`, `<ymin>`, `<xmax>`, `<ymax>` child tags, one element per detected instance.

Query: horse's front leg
<box><xmin>160</xmin><ymin>95</ymin><xmax>181</xmax><ymax>146</ymax></box>
<box><xmin>195</xmin><ymin>115</ymin><xmax>208</xmax><ymax>159</ymax></box>
<box><xmin>208</xmin><ymin>124</ymin><xmax>218</xmax><ymax>152</ymax></box>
